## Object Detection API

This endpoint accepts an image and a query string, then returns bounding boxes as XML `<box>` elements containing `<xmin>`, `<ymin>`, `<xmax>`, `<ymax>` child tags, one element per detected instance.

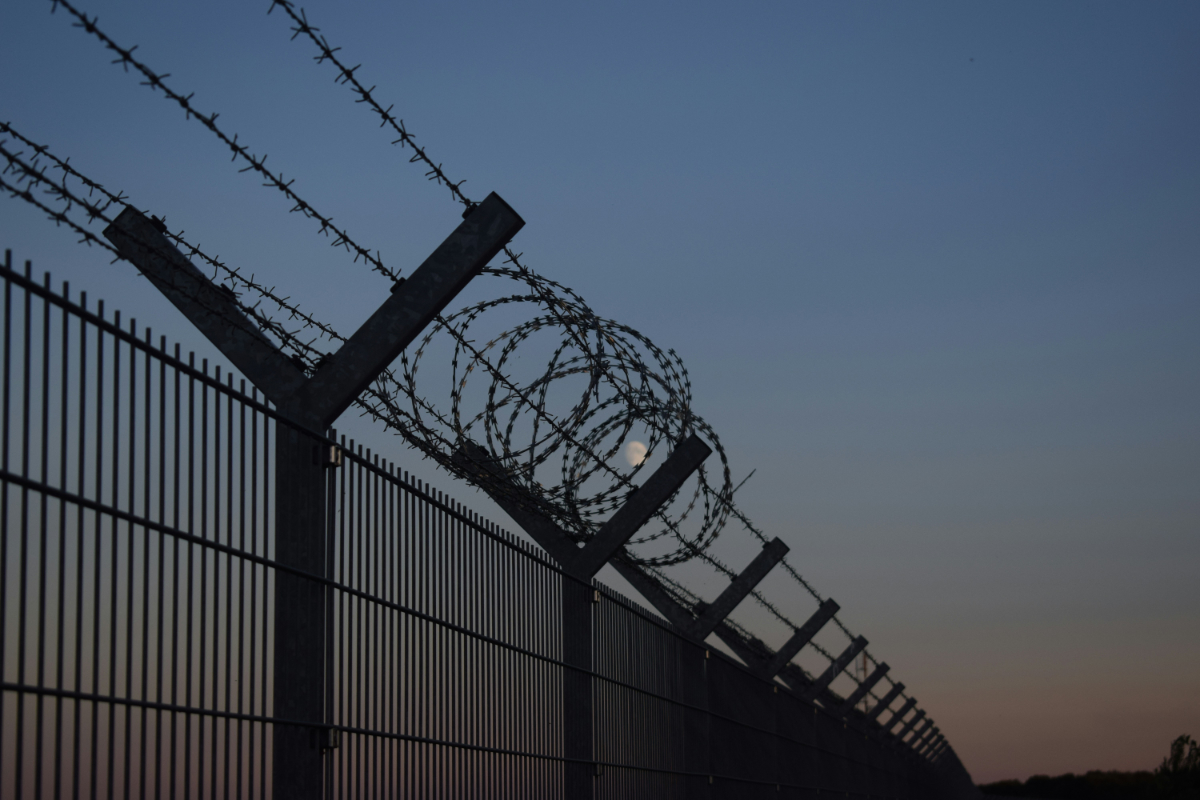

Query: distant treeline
<box><xmin>979</xmin><ymin>735</ymin><xmax>1199</xmax><ymax>800</ymax></box>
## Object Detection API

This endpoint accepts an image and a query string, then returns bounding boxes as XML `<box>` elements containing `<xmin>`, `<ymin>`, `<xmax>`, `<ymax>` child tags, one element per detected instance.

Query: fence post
<box><xmin>272</xmin><ymin>420</ymin><xmax>330</xmax><ymax>797</ymax></box>
<box><xmin>563</xmin><ymin>579</ymin><xmax>594</xmax><ymax>797</ymax></box>
<box><xmin>453</xmin><ymin>433</ymin><xmax>712</xmax><ymax>798</ymax></box>
<box><xmin>104</xmin><ymin>193</ymin><xmax>523</xmax><ymax>799</ymax></box>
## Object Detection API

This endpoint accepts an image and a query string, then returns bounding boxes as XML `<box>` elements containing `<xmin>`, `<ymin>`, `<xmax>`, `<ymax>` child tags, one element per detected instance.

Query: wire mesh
<box><xmin>0</xmin><ymin>258</ymin><xmax>974</xmax><ymax>797</ymax></box>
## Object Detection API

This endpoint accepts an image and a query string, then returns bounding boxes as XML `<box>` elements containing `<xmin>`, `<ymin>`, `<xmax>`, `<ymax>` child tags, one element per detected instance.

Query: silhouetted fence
<box><xmin>0</xmin><ymin>254</ymin><xmax>978</xmax><ymax>798</ymax></box>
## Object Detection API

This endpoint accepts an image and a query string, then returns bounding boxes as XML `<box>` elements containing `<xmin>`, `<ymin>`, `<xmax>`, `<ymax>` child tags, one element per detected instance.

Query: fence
<box><xmin>0</xmin><ymin>252</ymin><xmax>978</xmax><ymax>798</ymax></box>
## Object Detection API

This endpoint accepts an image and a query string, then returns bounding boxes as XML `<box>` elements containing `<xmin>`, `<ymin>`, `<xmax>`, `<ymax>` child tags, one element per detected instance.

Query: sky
<box><xmin>2</xmin><ymin>0</ymin><xmax>1199</xmax><ymax>784</ymax></box>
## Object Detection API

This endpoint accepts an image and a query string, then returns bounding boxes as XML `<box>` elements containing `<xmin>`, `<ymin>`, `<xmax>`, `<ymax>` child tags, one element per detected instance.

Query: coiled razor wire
<box><xmin>7</xmin><ymin>0</ymin><xmax>937</xmax><ymax>715</ymax></box>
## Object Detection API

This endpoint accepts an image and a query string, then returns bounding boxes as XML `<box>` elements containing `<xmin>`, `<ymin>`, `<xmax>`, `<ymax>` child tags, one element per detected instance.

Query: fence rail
<box><xmin>0</xmin><ymin>253</ymin><xmax>976</xmax><ymax>797</ymax></box>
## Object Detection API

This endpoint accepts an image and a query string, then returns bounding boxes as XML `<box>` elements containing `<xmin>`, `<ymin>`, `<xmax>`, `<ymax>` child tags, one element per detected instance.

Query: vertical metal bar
<box><xmin>232</xmin><ymin>374</ymin><xmax>244</xmax><ymax>800</ymax></box>
<box><xmin>184</xmin><ymin>351</ymin><xmax>196</xmax><ymax>800</ymax></box>
<box><xmin>387</xmin><ymin>462</ymin><xmax>396</xmax><ymax>800</ymax></box>
<box><xmin>155</xmin><ymin>333</ymin><xmax>167</xmax><ymax>800</ymax></box>
<box><xmin>355</xmin><ymin>450</ymin><xmax>363</xmax><ymax>795</ymax></box>
<box><xmin>216</xmin><ymin>367</ymin><xmax>229</xmax><ymax>800</ymax></box>
<box><xmin>197</xmin><ymin>358</ymin><xmax>209</xmax><ymax>800</ymax></box>
<box><xmin>73</xmin><ymin>292</ymin><xmax>88</xmax><ymax>800</ymax></box>
<box><xmin>89</xmin><ymin>299</ymin><xmax>105</xmax><ymax>800</ymax></box>
<box><xmin>0</xmin><ymin>253</ymin><xmax>9</xmax><ymax>800</ymax></box>
<box><xmin>336</xmin><ymin>440</ymin><xmax>346</xmax><ymax>798</ymax></box>
<box><xmin>248</xmin><ymin>383</ymin><xmax>263</xmax><ymax>800</ymax></box>
<box><xmin>35</xmin><ymin>270</ymin><xmax>51</xmax><ymax>800</ymax></box>
<box><xmin>123</xmin><ymin>314</ymin><xmax>137</xmax><ymax>800</ymax></box>
<box><xmin>170</xmin><ymin>340</ymin><xmax>182</xmax><ymax>800</ymax></box>
<box><xmin>14</xmin><ymin>258</ymin><xmax>33</xmax><ymax>800</ymax></box>
<box><xmin>54</xmin><ymin>279</ymin><xmax>72</xmax><ymax>800</ymax></box>
<box><xmin>140</xmin><ymin>326</ymin><xmax>152</xmax><ymax>800</ymax></box>
<box><xmin>107</xmin><ymin>309</ymin><xmax>121</xmax><ymax>800</ymax></box>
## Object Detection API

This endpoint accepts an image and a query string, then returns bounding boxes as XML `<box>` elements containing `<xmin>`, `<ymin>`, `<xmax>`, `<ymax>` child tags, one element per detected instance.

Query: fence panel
<box><xmin>0</xmin><ymin>259</ymin><xmax>277</xmax><ymax>799</ymax></box>
<box><xmin>1</xmin><ymin>256</ymin><xmax>967</xmax><ymax>798</ymax></box>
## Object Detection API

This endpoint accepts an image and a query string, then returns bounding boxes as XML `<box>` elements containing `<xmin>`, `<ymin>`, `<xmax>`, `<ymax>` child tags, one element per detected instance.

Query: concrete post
<box><xmin>106</xmin><ymin>192</ymin><xmax>524</xmax><ymax>799</ymax></box>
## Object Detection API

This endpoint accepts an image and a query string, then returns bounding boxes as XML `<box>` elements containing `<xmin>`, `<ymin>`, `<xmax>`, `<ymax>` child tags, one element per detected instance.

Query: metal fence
<box><xmin>0</xmin><ymin>253</ymin><xmax>977</xmax><ymax>798</ymax></box>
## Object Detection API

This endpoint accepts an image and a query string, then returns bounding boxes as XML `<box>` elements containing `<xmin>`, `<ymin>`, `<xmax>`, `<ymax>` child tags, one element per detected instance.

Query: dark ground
<box><xmin>978</xmin><ymin>736</ymin><xmax>1200</xmax><ymax>800</ymax></box>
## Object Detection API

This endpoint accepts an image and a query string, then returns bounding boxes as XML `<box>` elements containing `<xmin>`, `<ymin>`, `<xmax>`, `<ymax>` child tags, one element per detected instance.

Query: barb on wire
<box><xmin>268</xmin><ymin>0</ymin><xmax>473</xmax><ymax>209</ymax></box>
<box><xmin>51</xmin><ymin>0</ymin><xmax>399</xmax><ymax>282</ymax></box>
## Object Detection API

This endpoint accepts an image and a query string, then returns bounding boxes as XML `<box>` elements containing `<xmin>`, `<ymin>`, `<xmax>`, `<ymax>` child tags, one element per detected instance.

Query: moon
<box><xmin>624</xmin><ymin>440</ymin><xmax>647</xmax><ymax>467</ymax></box>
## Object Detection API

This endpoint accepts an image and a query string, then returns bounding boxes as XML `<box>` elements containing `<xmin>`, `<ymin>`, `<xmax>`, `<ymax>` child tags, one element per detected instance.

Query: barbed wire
<box><xmin>262</xmin><ymin>0</ymin><xmax>903</xmax><ymax>683</ymax></box>
<box><xmin>44</xmin><ymin>0</ymin><xmax>742</xmax><ymax>569</ymax></box>
<box><xmin>21</xmin><ymin>0</ymin><xmax>923</xmax><ymax>714</ymax></box>
<box><xmin>267</xmin><ymin>2</ymin><xmax>471</xmax><ymax>209</ymax></box>
<box><xmin>49</xmin><ymin>0</ymin><xmax>398</xmax><ymax>283</ymax></box>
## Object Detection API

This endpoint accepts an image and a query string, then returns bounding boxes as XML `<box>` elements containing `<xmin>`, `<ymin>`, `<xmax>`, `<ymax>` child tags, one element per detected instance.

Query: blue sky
<box><xmin>2</xmin><ymin>0</ymin><xmax>1198</xmax><ymax>782</ymax></box>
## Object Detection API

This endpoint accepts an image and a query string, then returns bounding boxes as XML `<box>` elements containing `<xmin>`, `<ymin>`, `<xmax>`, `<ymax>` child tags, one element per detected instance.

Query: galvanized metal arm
<box><xmin>453</xmin><ymin>433</ymin><xmax>712</xmax><ymax>580</ymax></box>
<box><xmin>837</xmin><ymin>661</ymin><xmax>889</xmax><ymax>716</ymax></box>
<box><xmin>896</xmin><ymin>708</ymin><xmax>927</xmax><ymax>741</ymax></box>
<box><xmin>804</xmin><ymin>635</ymin><xmax>868</xmax><ymax>701</ymax></box>
<box><xmin>760</xmin><ymin>598</ymin><xmax>840</xmax><ymax>679</ymax></box>
<box><xmin>885</xmin><ymin>696</ymin><xmax>918</xmax><ymax>733</ymax></box>
<box><xmin>865</xmin><ymin>681</ymin><xmax>905</xmax><ymax>721</ymax></box>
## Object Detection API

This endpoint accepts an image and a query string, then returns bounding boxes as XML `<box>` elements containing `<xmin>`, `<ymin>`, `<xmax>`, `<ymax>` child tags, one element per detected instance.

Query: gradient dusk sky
<box><xmin>2</xmin><ymin>1</ymin><xmax>1198</xmax><ymax>785</ymax></box>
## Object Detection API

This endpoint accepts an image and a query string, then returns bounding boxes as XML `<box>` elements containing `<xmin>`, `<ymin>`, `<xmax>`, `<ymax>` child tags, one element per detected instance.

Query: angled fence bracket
<box><xmin>690</xmin><ymin>538</ymin><xmax>789</xmax><ymax>641</ymax></box>
<box><xmin>570</xmin><ymin>435</ymin><xmax>713</xmax><ymax>577</ymax></box>
<box><xmin>760</xmin><ymin>598</ymin><xmax>840</xmax><ymax>680</ymax></box>
<box><xmin>452</xmin><ymin>432</ymin><xmax>711</xmax><ymax>580</ymax></box>
<box><xmin>837</xmin><ymin>661</ymin><xmax>889</xmax><ymax>717</ymax></box>
<box><xmin>896</xmin><ymin>708</ymin><xmax>927</xmax><ymax>742</ymax></box>
<box><xmin>908</xmin><ymin>717</ymin><xmax>935</xmax><ymax>746</ymax></box>
<box><xmin>804</xmin><ymin>635</ymin><xmax>868</xmax><ymax>701</ymax></box>
<box><xmin>865</xmin><ymin>681</ymin><xmax>905</xmax><ymax>722</ymax></box>
<box><xmin>885</xmin><ymin>696</ymin><xmax>918</xmax><ymax>733</ymax></box>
